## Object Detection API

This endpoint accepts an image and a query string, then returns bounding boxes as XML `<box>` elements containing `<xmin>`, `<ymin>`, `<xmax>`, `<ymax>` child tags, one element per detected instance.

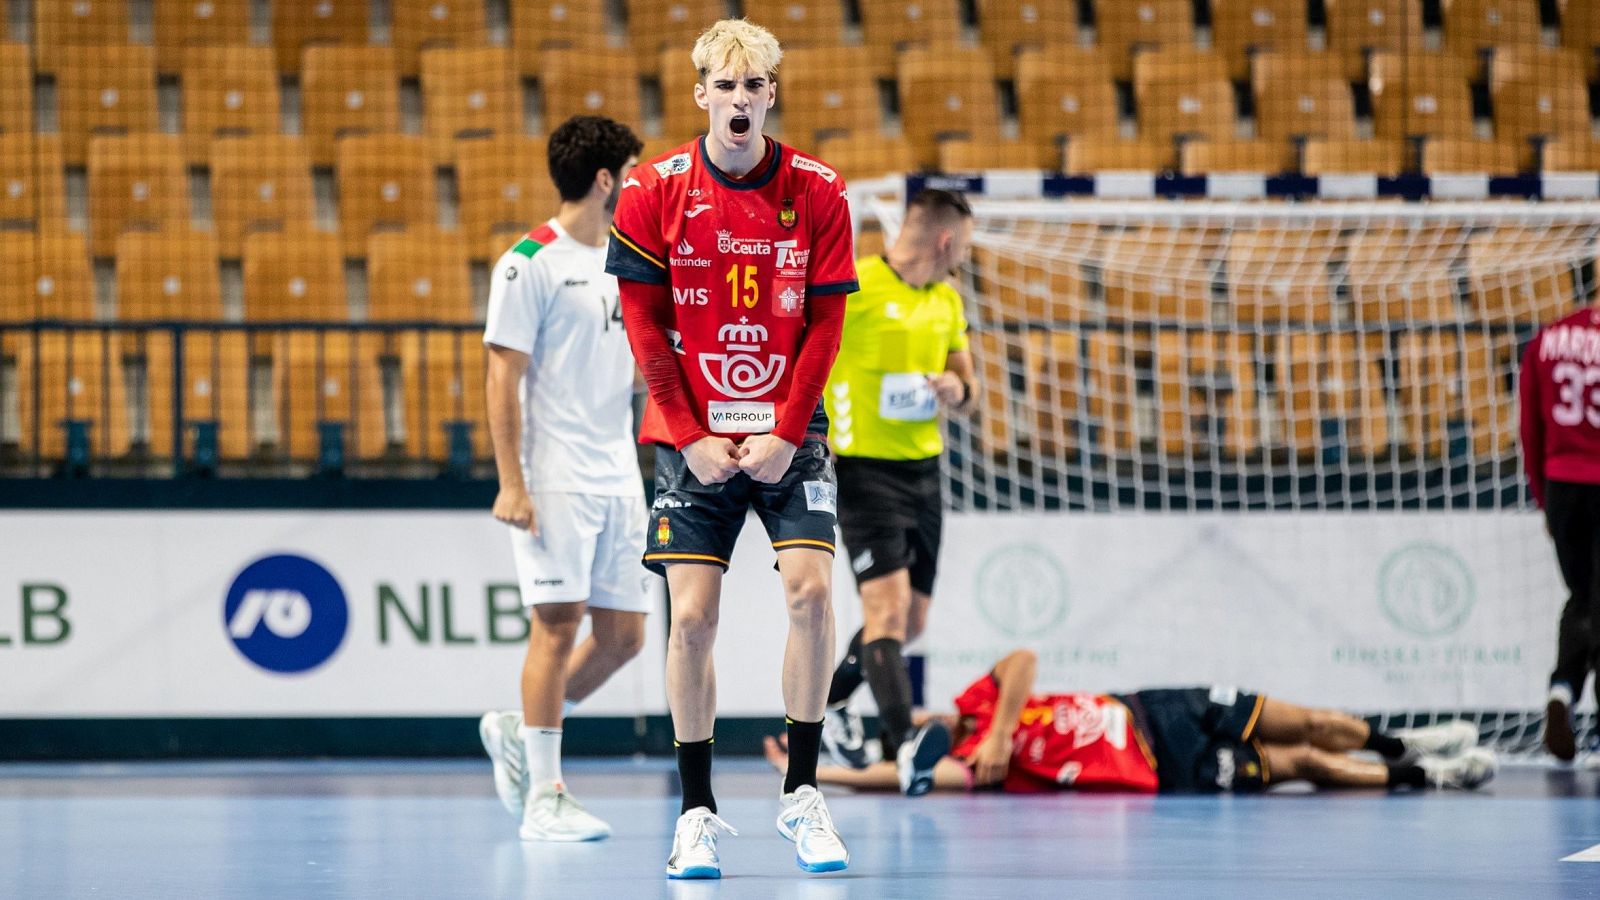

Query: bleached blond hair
<box><xmin>691</xmin><ymin>19</ymin><xmax>782</xmax><ymax>81</ymax></box>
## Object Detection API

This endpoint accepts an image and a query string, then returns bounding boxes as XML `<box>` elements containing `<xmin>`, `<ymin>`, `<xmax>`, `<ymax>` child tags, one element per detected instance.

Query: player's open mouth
<box><xmin>729</xmin><ymin>115</ymin><xmax>751</xmax><ymax>135</ymax></box>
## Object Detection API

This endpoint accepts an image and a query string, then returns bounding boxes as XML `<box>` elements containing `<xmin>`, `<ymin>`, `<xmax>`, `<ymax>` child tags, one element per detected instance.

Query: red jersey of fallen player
<box><xmin>1519</xmin><ymin>305</ymin><xmax>1600</xmax><ymax>507</ymax></box>
<box><xmin>606</xmin><ymin>136</ymin><xmax>857</xmax><ymax>448</ymax></box>
<box><xmin>951</xmin><ymin>673</ymin><xmax>1160</xmax><ymax>794</ymax></box>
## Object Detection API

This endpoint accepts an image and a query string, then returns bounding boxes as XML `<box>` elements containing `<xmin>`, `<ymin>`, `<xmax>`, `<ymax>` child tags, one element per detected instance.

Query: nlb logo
<box><xmin>224</xmin><ymin>554</ymin><xmax>348</xmax><ymax>673</ymax></box>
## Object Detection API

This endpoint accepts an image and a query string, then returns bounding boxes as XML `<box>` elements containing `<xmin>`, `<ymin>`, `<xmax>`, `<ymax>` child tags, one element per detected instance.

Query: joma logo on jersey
<box><xmin>674</xmin><ymin>287</ymin><xmax>709</xmax><ymax>306</ymax></box>
<box><xmin>717</xmin><ymin>231</ymin><xmax>772</xmax><ymax>256</ymax></box>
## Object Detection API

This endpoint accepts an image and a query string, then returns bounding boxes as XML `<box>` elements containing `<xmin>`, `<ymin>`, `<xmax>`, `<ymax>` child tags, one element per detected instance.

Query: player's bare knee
<box><xmin>782</xmin><ymin>577</ymin><xmax>831</xmax><ymax>626</ymax></box>
<box><xmin>597</xmin><ymin>616</ymin><xmax>647</xmax><ymax>660</ymax></box>
<box><xmin>669</xmin><ymin>608</ymin><xmax>718</xmax><ymax>652</ymax></box>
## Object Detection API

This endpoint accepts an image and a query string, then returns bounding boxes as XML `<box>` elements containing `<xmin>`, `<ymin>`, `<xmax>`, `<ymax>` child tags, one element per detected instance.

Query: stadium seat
<box><xmin>0</xmin><ymin>230</ymin><xmax>93</xmax><ymax>320</ymax></box>
<box><xmin>1249</xmin><ymin>50</ymin><xmax>1350</xmax><ymax>93</ymax></box>
<box><xmin>511</xmin><ymin>0</ymin><xmax>606</xmax><ymax>76</ymax></box>
<box><xmin>814</xmin><ymin>134</ymin><xmax>917</xmax><ymax>183</ymax></box>
<box><xmin>1347</xmin><ymin>229</ymin><xmax>1461</xmax><ymax>324</ymax></box>
<box><xmin>1561</xmin><ymin>0</ymin><xmax>1600</xmax><ymax>78</ymax></box>
<box><xmin>210</xmin><ymin>135</ymin><xmax>317</xmax><ymax>258</ymax></box>
<box><xmin>242</xmin><ymin>231</ymin><xmax>348</xmax><ymax>320</ymax></box>
<box><xmin>1102</xmin><ymin>228</ymin><xmax>1213</xmax><ymax>324</ymax></box>
<box><xmin>1064</xmin><ymin>138</ymin><xmax>1176</xmax><ymax>173</ymax></box>
<box><xmin>1137</xmin><ymin>80</ymin><xmax>1237</xmax><ymax>143</ymax></box>
<box><xmin>1227</xmin><ymin>230</ymin><xmax>1335</xmax><ymax>323</ymax></box>
<box><xmin>421</xmin><ymin>46</ymin><xmax>521</xmax><ymax>157</ymax></box>
<box><xmin>1395</xmin><ymin>331</ymin><xmax>1462</xmax><ymax>458</ymax></box>
<box><xmin>398</xmin><ymin>329</ymin><xmax>488</xmax><ymax>461</ymax></box>
<box><xmin>976</xmin><ymin>0</ymin><xmax>1079</xmax><ymax>78</ymax></box>
<box><xmin>1541</xmin><ymin>137</ymin><xmax>1600</xmax><ymax>170</ymax></box>
<box><xmin>455</xmin><ymin>136</ymin><xmax>558</xmax><ymax>258</ymax></box>
<box><xmin>774</xmin><ymin>46</ymin><xmax>880</xmax><ymax>146</ymax></box>
<box><xmin>973</xmin><ymin>241</ymin><xmax>1092</xmax><ymax>323</ymax></box>
<box><xmin>273</xmin><ymin>0</ymin><xmax>370</xmax><ymax>74</ymax></box>
<box><xmin>1254</xmin><ymin>76</ymin><xmax>1359</xmax><ymax>141</ymax></box>
<box><xmin>179</xmin><ymin>45</ymin><xmax>281</xmax><ymax>164</ymax></box>
<box><xmin>300</xmin><ymin>47</ymin><xmax>401</xmax><ymax>166</ymax></box>
<box><xmin>267</xmin><ymin>329</ymin><xmax>390</xmax><ymax>461</ymax></box>
<box><xmin>1442</xmin><ymin>0</ymin><xmax>1543</xmax><ymax>65</ymax></box>
<box><xmin>1301</xmin><ymin>138</ymin><xmax>1408</xmax><ymax>175</ymax></box>
<box><xmin>114</xmin><ymin>230</ymin><xmax>222</xmax><ymax>321</ymax></box>
<box><xmin>1154</xmin><ymin>331</ymin><xmax>1260</xmax><ymax>459</ymax></box>
<box><xmin>539</xmin><ymin>48</ymin><xmax>642</xmax><ymax>136</ymax></box>
<box><xmin>365</xmin><ymin>229</ymin><xmax>473</xmax><ymax>322</ymax></box>
<box><xmin>1094</xmin><ymin>0</ymin><xmax>1195</xmax><ymax>80</ymax></box>
<box><xmin>1489</xmin><ymin>48</ymin><xmax>1592</xmax><ymax>144</ymax></box>
<box><xmin>1180</xmin><ymin>139</ymin><xmax>1296</xmax><ymax>174</ymax></box>
<box><xmin>1324</xmin><ymin>0</ymin><xmax>1425</xmax><ymax>79</ymax></box>
<box><xmin>896</xmin><ymin>47</ymin><xmax>1002</xmax><ymax>168</ymax></box>
<box><xmin>335</xmin><ymin>135</ymin><xmax>438</xmax><ymax>255</ymax></box>
<box><xmin>860</xmin><ymin>0</ymin><xmax>963</xmax><ymax>75</ymax></box>
<box><xmin>0</xmin><ymin>135</ymin><xmax>67</xmax><ymax>230</ymax></box>
<box><xmin>1210</xmin><ymin>0</ymin><xmax>1311</xmax><ymax>81</ymax></box>
<box><xmin>1466</xmin><ymin>227</ymin><xmax>1576</xmax><ymax>324</ymax></box>
<box><xmin>1084</xmin><ymin>330</ymin><xmax>1140</xmax><ymax>454</ymax></box>
<box><xmin>1489</xmin><ymin>45</ymin><xmax>1589</xmax><ymax>89</ymax></box>
<box><xmin>152</xmin><ymin>0</ymin><xmax>250</xmax><ymax>73</ymax></box>
<box><xmin>391</xmin><ymin>0</ymin><xmax>488</xmax><ymax>77</ymax></box>
<box><xmin>1023</xmin><ymin>329</ymin><xmax>1084</xmax><ymax>458</ymax></box>
<box><xmin>0</xmin><ymin>43</ymin><xmax>33</xmax><ymax>136</ymax></box>
<box><xmin>1420</xmin><ymin>138</ymin><xmax>1527</xmax><ymax>174</ymax></box>
<box><xmin>1276</xmin><ymin>331</ymin><xmax>1389</xmax><ymax>459</ymax></box>
<box><xmin>1132</xmin><ymin>47</ymin><xmax>1229</xmax><ymax>94</ymax></box>
<box><xmin>54</xmin><ymin>44</ymin><xmax>158</xmax><ymax>165</ymax></box>
<box><xmin>1461</xmin><ymin>331</ymin><xmax>1519</xmax><ymax>458</ymax></box>
<box><xmin>969</xmin><ymin>329</ymin><xmax>1021</xmax><ymax>457</ymax></box>
<box><xmin>32</xmin><ymin>0</ymin><xmax>129</xmax><ymax>74</ymax></box>
<box><xmin>11</xmin><ymin>327</ymin><xmax>130</xmax><ymax>460</ymax></box>
<box><xmin>1015</xmin><ymin>47</ymin><xmax>1120</xmax><ymax>147</ymax></box>
<box><xmin>139</xmin><ymin>329</ymin><xmax>253</xmax><ymax>460</ymax></box>
<box><xmin>653</xmin><ymin>47</ymin><xmax>705</xmax><ymax>146</ymax></box>
<box><xmin>86</xmin><ymin>134</ymin><xmax>188</xmax><ymax>256</ymax></box>
<box><xmin>628</xmin><ymin>0</ymin><xmax>728</xmax><ymax>76</ymax></box>
<box><xmin>1369</xmin><ymin>52</ymin><xmax>1476</xmax><ymax>139</ymax></box>
<box><xmin>939</xmin><ymin>139</ymin><xmax>1058</xmax><ymax>172</ymax></box>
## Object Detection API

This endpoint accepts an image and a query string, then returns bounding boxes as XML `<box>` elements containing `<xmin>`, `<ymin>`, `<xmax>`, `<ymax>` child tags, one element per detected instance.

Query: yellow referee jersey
<box><xmin>825</xmin><ymin>255</ymin><xmax>970</xmax><ymax>460</ymax></box>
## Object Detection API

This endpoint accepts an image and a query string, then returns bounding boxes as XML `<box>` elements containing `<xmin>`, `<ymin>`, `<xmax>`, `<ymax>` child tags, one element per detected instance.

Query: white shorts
<box><xmin>508</xmin><ymin>492</ymin><xmax>650</xmax><ymax>613</ymax></box>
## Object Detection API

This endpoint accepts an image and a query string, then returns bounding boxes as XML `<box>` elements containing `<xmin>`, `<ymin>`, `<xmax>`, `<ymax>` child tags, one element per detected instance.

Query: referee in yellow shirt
<box><xmin>820</xmin><ymin>189</ymin><xmax>977</xmax><ymax>795</ymax></box>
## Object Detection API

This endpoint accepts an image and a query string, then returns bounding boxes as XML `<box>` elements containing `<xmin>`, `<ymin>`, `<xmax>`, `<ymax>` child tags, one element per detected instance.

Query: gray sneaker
<box><xmin>479</xmin><ymin>710</ymin><xmax>526</xmax><ymax>817</ymax></box>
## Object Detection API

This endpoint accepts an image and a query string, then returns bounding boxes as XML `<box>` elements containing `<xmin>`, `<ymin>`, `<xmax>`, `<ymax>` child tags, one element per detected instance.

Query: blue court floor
<box><xmin>1</xmin><ymin>757</ymin><xmax>1597</xmax><ymax>900</ymax></box>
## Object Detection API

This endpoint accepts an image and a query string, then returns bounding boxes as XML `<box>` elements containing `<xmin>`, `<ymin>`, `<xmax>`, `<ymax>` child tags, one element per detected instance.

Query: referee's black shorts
<box><xmin>835</xmin><ymin>455</ymin><xmax>942</xmax><ymax>595</ymax></box>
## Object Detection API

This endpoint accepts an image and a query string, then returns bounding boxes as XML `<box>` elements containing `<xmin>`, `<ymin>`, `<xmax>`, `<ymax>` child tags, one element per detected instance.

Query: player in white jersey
<box><xmin>478</xmin><ymin>115</ymin><xmax>646</xmax><ymax>842</ymax></box>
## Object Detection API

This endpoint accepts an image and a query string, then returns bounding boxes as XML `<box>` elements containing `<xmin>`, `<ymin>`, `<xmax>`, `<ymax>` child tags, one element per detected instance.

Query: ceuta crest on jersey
<box><xmin>778</xmin><ymin>197</ymin><xmax>797</xmax><ymax>230</ymax></box>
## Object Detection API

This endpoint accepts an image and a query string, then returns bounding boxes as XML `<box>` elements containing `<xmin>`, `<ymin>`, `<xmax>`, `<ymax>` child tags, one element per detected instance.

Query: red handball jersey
<box><xmin>951</xmin><ymin>674</ymin><xmax>1159</xmax><ymax>794</ymax></box>
<box><xmin>606</xmin><ymin>136</ymin><xmax>858</xmax><ymax>447</ymax></box>
<box><xmin>1519</xmin><ymin>305</ymin><xmax>1600</xmax><ymax>507</ymax></box>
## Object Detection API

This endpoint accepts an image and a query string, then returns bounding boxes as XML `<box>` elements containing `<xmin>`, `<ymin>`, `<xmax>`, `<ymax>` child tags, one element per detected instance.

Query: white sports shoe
<box><xmin>776</xmin><ymin>785</ymin><xmax>850</xmax><ymax>873</ymax></box>
<box><xmin>1392</xmin><ymin>720</ymin><xmax>1480</xmax><ymax>766</ymax></box>
<box><xmin>666</xmin><ymin>807</ymin><xmax>737</xmax><ymax>879</ymax></box>
<box><xmin>478</xmin><ymin>711</ymin><xmax>526</xmax><ymax>817</ymax></box>
<box><xmin>519</xmin><ymin>781</ymin><xmax>611</xmax><ymax>842</ymax></box>
<box><xmin>1420</xmin><ymin>747</ymin><xmax>1498</xmax><ymax>790</ymax></box>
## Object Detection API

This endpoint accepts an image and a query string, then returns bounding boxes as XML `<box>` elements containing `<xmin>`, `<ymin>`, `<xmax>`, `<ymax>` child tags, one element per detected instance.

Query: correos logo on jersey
<box><xmin>224</xmin><ymin>554</ymin><xmax>349</xmax><ymax>674</ymax></box>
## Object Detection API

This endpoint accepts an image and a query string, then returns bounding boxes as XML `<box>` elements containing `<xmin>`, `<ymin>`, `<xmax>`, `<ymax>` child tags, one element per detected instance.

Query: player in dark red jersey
<box><xmin>764</xmin><ymin>649</ymin><xmax>1497</xmax><ymax>794</ymax></box>
<box><xmin>605</xmin><ymin>19</ymin><xmax>856</xmax><ymax>878</ymax></box>
<box><xmin>1518</xmin><ymin>304</ymin><xmax>1600</xmax><ymax>761</ymax></box>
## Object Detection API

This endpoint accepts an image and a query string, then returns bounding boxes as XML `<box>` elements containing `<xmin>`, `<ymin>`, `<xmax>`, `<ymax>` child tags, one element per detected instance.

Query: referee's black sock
<box><xmin>675</xmin><ymin>738</ymin><xmax>716</xmax><ymax>814</ymax></box>
<box><xmin>1386</xmin><ymin>764</ymin><xmax>1427</xmax><ymax>790</ymax></box>
<box><xmin>863</xmin><ymin>637</ymin><xmax>915</xmax><ymax>758</ymax></box>
<box><xmin>1363</xmin><ymin>729</ymin><xmax>1406</xmax><ymax>760</ymax></box>
<box><xmin>783</xmin><ymin>717</ymin><xmax>825</xmax><ymax>794</ymax></box>
<box><xmin>826</xmin><ymin>628</ymin><xmax>865</xmax><ymax>707</ymax></box>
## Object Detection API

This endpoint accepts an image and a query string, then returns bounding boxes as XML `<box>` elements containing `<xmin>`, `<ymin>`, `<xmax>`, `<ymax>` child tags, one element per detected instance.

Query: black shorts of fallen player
<box><xmin>643</xmin><ymin>438</ymin><xmax>838</xmax><ymax>575</ymax></box>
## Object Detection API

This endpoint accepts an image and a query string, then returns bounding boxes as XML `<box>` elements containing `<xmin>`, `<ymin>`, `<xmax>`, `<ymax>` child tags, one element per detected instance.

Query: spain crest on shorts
<box><xmin>655</xmin><ymin>516</ymin><xmax>672</xmax><ymax>546</ymax></box>
<box><xmin>778</xmin><ymin>198</ymin><xmax>797</xmax><ymax>230</ymax></box>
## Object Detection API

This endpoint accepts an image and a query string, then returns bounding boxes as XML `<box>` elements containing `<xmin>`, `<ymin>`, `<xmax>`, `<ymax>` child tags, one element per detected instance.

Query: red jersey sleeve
<box><xmin>1519</xmin><ymin>334</ymin><xmax>1547</xmax><ymax>508</ymax></box>
<box><xmin>606</xmin><ymin>163</ymin><xmax>669</xmax><ymax>287</ymax></box>
<box><xmin>804</xmin><ymin>168</ymin><xmax>858</xmax><ymax>297</ymax></box>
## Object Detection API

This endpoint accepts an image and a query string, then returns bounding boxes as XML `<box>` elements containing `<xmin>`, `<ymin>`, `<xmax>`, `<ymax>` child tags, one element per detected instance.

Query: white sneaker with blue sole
<box><xmin>776</xmin><ymin>784</ymin><xmax>849</xmax><ymax>873</ymax></box>
<box><xmin>666</xmin><ymin>807</ymin><xmax>736</xmax><ymax>879</ymax></box>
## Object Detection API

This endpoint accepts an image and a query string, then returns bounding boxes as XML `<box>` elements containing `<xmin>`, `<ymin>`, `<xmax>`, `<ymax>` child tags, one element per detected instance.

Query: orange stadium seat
<box><xmin>1396</xmin><ymin>331</ymin><xmax>1462</xmax><ymax>458</ymax></box>
<box><xmin>210</xmin><ymin>135</ymin><xmax>317</xmax><ymax>258</ymax></box>
<box><xmin>1064</xmin><ymin>138</ymin><xmax>1176</xmax><ymax>173</ymax></box>
<box><xmin>1325</xmin><ymin>0</ymin><xmax>1425</xmax><ymax>79</ymax></box>
<box><xmin>336</xmin><ymin>135</ymin><xmax>439</xmax><ymax>256</ymax></box>
<box><xmin>1348</xmin><ymin>228</ymin><xmax>1461</xmax><ymax>324</ymax></box>
<box><xmin>1489</xmin><ymin>45</ymin><xmax>1589</xmax><ymax>89</ymax></box>
<box><xmin>1369</xmin><ymin>52</ymin><xmax>1476</xmax><ymax>139</ymax></box>
<box><xmin>1255</xmin><ymin>76</ymin><xmax>1359</xmax><ymax>141</ymax></box>
<box><xmin>1249</xmin><ymin>50</ymin><xmax>1349</xmax><ymax>92</ymax></box>
<box><xmin>365</xmin><ymin>229</ymin><xmax>473</xmax><ymax>323</ymax></box>
<box><xmin>973</xmin><ymin>240</ymin><xmax>1094</xmax><ymax>323</ymax></box>
<box><xmin>776</xmin><ymin>46</ymin><xmax>880</xmax><ymax>146</ymax></box>
<box><xmin>0</xmin><ymin>135</ymin><xmax>67</xmax><ymax>230</ymax></box>
<box><xmin>539</xmin><ymin>48</ymin><xmax>642</xmax><ymax>136</ymax></box>
<box><xmin>755</xmin><ymin>0</ymin><xmax>847</xmax><ymax>48</ymax></box>
<box><xmin>421</xmin><ymin>46</ymin><xmax>521</xmax><ymax>157</ymax></box>
<box><xmin>1023</xmin><ymin>329</ymin><xmax>1085</xmax><ymax>458</ymax></box>
<box><xmin>1132</xmin><ymin>46</ymin><xmax>1228</xmax><ymax>93</ymax></box>
<box><xmin>969</xmin><ymin>329</ymin><xmax>1021</xmax><ymax>457</ymax></box>
<box><xmin>0</xmin><ymin>231</ymin><xmax>94</xmax><ymax>320</ymax></box>
<box><xmin>11</xmin><ymin>327</ymin><xmax>130</xmax><ymax>460</ymax></box>
<box><xmin>1301</xmin><ymin>138</ymin><xmax>1408</xmax><ymax>174</ymax></box>
<box><xmin>939</xmin><ymin>139</ymin><xmax>1058</xmax><ymax>172</ymax></box>
<box><xmin>1</xmin><ymin>43</ymin><xmax>33</xmax><ymax>136</ymax></box>
<box><xmin>1421</xmin><ymin>138</ymin><xmax>1527</xmax><ymax>174</ymax></box>
<box><xmin>32</xmin><ymin>0</ymin><xmax>129</xmax><ymax>74</ymax></box>
<box><xmin>138</xmin><ymin>328</ymin><xmax>253</xmax><ymax>461</ymax></box>
<box><xmin>54</xmin><ymin>45</ymin><xmax>158</xmax><ymax>165</ymax></box>
<box><xmin>1015</xmin><ymin>47</ymin><xmax>1120</xmax><ymax>147</ymax></box>
<box><xmin>897</xmin><ymin>47</ymin><xmax>1002</xmax><ymax>168</ymax></box>
<box><xmin>814</xmin><ymin>135</ymin><xmax>916</xmax><ymax>183</ymax></box>
<box><xmin>300</xmin><ymin>47</ymin><xmax>401</xmax><ymax>166</ymax></box>
<box><xmin>860</xmin><ymin>0</ymin><xmax>963</xmax><ymax>75</ymax></box>
<box><xmin>1276</xmin><ymin>331</ymin><xmax>1389</xmax><ymax>459</ymax></box>
<box><xmin>1442</xmin><ymin>0</ymin><xmax>1543</xmax><ymax>64</ymax></box>
<box><xmin>114</xmin><ymin>230</ymin><xmax>223</xmax><ymax>321</ymax></box>
<box><xmin>1094</xmin><ymin>0</ymin><xmax>1195</xmax><ymax>80</ymax></box>
<box><xmin>455</xmin><ymin>136</ymin><xmax>559</xmax><ymax>257</ymax></box>
<box><xmin>152</xmin><ymin>0</ymin><xmax>250</xmax><ymax>73</ymax></box>
<box><xmin>1102</xmin><ymin>228</ymin><xmax>1214</xmax><ymax>324</ymax></box>
<box><xmin>1467</xmin><ymin>227</ymin><xmax>1576</xmax><ymax>325</ymax></box>
<box><xmin>511</xmin><ymin>0</ymin><xmax>606</xmax><ymax>76</ymax></box>
<box><xmin>656</xmin><ymin>47</ymin><xmax>708</xmax><ymax>146</ymax></box>
<box><xmin>1180</xmin><ymin>139</ymin><xmax>1296</xmax><ymax>174</ymax></box>
<box><xmin>242</xmin><ymin>230</ymin><xmax>348</xmax><ymax>320</ymax></box>
<box><xmin>267</xmin><ymin>329</ymin><xmax>389</xmax><ymax>461</ymax></box>
<box><xmin>1461</xmin><ymin>331</ymin><xmax>1519</xmax><ymax>458</ymax></box>
<box><xmin>1153</xmin><ymin>331</ymin><xmax>1260</xmax><ymax>459</ymax></box>
<box><xmin>179</xmin><ymin>45</ymin><xmax>281</xmax><ymax>164</ymax></box>
<box><xmin>628</xmin><ymin>0</ymin><xmax>727</xmax><ymax>76</ymax></box>
<box><xmin>273</xmin><ymin>0</ymin><xmax>370</xmax><ymax>74</ymax></box>
<box><xmin>1561</xmin><ymin>0</ymin><xmax>1600</xmax><ymax>78</ymax></box>
<box><xmin>398</xmin><ymin>330</ymin><xmax>488</xmax><ymax>461</ymax></box>
<box><xmin>1227</xmin><ymin>230</ymin><xmax>1336</xmax><ymax>324</ymax></box>
<box><xmin>1137</xmin><ymin>80</ymin><xmax>1237</xmax><ymax>142</ymax></box>
<box><xmin>390</xmin><ymin>0</ymin><xmax>488</xmax><ymax>77</ymax></box>
<box><xmin>1489</xmin><ymin>48</ymin><xmax>1592</xmax><ymax>143</ymax></box>
<box><xmin>1084</xmin><ymin>331</ymin><xmax>1141</xmax><ymax>455</ymax></box>
<box><xmin>976</xmin><ymin>0</ymin><xmax>1079</xmax><ymax>78</ymax></box>
<box><xmin>86</xmin><ymin>134</ymin><xmax>188</xmax><ymax>256</ymax></box>
<box><xmin>1542</xmin><ymin>137</ymin><xmax>1600</xmax><ymax>170</ymax></box>
<box><xmin>1210</xmin><ymin>0</ymin><xmax>1311</xmax><ymax>81</ymax></box>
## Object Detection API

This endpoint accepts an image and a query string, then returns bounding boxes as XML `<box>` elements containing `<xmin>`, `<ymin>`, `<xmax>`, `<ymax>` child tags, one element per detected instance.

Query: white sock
<box><xmin>562</xmin><ymin>699</ymin><xmax>577</xmax><ymax>719</ymax></box>
<box><xmin>521</xmin><ymin>725</ymin><xmax>563</xmax><ymax>788</ymax></box>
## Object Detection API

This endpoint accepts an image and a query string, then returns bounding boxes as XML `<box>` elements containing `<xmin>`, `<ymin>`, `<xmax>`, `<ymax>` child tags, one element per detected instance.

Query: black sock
<box><xmin>676</xmin><ymin>738</ymin><xmax>716</xmax><ymax>814</ymax></box>
<box><xmin>826</xmin><ymin>628</ymin><xmax>865</xmax><ymax>707</ymax></box>
<box><xmin>863</xmin><ymin>637</ymin><xmax>914</xmax><ymax>757</ymax></box>
<box><xmin>1386</xmin><ymin>764</ymin><xmax>1426</xmax><ymax>790</ymax></box>
<box><xmin>1363</xmin><ymin>729</ymin><xmax>1406</xmax><ymax>760</ymax></box>
<box><xmin>784</xmin><ymin>717</ymin><xmax>824</xmax><ymax>794</ymax></box>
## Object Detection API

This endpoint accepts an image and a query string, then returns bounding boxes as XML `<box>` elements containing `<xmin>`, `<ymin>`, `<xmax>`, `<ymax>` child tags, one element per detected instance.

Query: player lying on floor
<box><xmin>764</xmin><ymin>649</ymin><xmax>1497</xmax><ymax>794</ymax></box>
